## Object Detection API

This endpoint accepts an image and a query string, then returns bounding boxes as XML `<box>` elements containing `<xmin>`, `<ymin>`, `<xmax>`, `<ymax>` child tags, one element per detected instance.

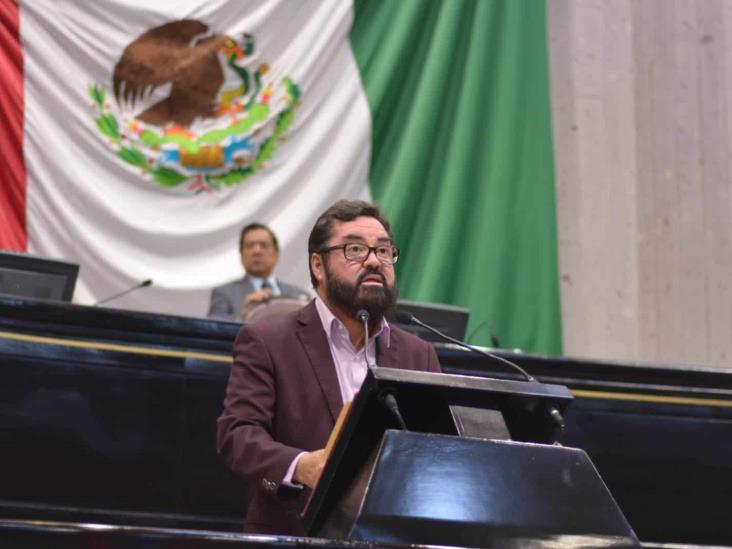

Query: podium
<box><xmin>303</xmin><ymin>367</ymin><xmax>640</xmax><ymax>548</ymax></box>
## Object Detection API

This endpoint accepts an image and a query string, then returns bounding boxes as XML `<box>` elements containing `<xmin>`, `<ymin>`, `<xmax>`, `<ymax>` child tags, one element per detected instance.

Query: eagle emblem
<box><xmin>88</xmin><ymin>20</ymin><xmax>300</xmax><ymax>193</ymax></box>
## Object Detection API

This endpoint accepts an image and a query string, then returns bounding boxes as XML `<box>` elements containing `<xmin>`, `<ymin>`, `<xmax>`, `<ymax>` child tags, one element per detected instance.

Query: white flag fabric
<box><xmin>19</xmin><ymin>0</ymin><xmax>371</xmax><ymax>316</ymax></box>
<box><xmin>4</xmin><ymin>1</ymin><xmax>563</xmax><ymax>353</ymax></box>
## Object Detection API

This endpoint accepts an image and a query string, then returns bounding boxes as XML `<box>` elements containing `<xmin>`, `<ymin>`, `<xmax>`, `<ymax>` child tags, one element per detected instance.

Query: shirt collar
<box><xmin>247</xmin><ymin>274</ymin><xmax>278</xmax><ymax>292</ymax></box>
<box><xmin>314</xmin><ymin>295</ymin><xmax>391</xmax><ymax>349</ymax></box>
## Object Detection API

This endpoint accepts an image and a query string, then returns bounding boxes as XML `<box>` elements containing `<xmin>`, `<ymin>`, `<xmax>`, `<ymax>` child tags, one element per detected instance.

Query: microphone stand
<box><xmin>399</xmin><ymin>311</ymin><xmax>534</xmax><ymax>381</ymax></box>
<box><xmin>397</xmin><ymin>310</ymin><xmax>565</xmax><ymax>433</ymax></box>
<box><xmin>95</xmin><ymin>279</ymin><xmax>153</xmax><ymax>306</ymax></box>
<box><xmin>357</xmin><ymin>309</ymin><xmax>408</xmax><ymax>431</ymax></box>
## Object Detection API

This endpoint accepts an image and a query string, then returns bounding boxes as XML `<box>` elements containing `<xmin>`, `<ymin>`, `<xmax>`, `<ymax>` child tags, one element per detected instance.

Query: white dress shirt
<box><xmin>248</xmin><ymin>275</ymin><xmax>281</xmax><ymax>297</ymax></box>
<box><xmin>283</xmin><ymin>296</ymin><xmax>391</xmax><ymax>485</ymax></box>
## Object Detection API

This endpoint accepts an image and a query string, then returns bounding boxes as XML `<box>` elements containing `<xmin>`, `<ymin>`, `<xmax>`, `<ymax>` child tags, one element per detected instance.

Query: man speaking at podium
<box><xmin>217</xmin><ymin>200</ymin><xmax>441</xmax><ymax>535</ymax></box>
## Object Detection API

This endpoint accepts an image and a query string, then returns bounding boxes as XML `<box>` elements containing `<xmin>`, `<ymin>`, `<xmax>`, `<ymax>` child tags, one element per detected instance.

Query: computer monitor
<box><xmin>387</xmin><ymin>299</ymin><xmax>469</xmax><ymax>342</ymax></box>
<box><xmin>0</xmin><ymin>251</ymin><xmax>79</xmax><ymax>302</ymax></box>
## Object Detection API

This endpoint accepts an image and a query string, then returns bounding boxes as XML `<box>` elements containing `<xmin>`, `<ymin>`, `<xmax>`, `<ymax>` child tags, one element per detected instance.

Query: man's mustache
<box><xmin>357</xmin><ymin>268</ymin><xmax>386</xmax><ymax>286</ymax></box>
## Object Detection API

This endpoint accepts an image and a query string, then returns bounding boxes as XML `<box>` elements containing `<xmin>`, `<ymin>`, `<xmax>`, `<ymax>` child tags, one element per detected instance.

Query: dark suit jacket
<box><xmin>207</xmin><ymin>275</ymin><xmax>310</xmax><ymax>320</ymax></box>
<box><xmin>216</xmin><ymin>300</ymin><xmax>441</xmax><ymax>535</ymax></box>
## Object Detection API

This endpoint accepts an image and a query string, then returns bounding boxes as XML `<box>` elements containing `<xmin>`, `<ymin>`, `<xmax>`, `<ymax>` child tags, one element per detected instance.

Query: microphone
<box><xmin>356</xmin><ymin>309</ymin><xmax>373</xmax><ymax>370</ymax></box>
<box><xmin>395</xmin><ymin>309</ymin><xmax>533</xmax><ymax>381</ymax></box>
<box><xmin>357</xmin><ymin>309</ymin><xmax>408</xmax><ymax>431</ymax></box>
<box><xmin>394</xmin><ymin>309</ymin><xmax>565</xmax><ymax>432</ymax></box>
<box><xmin>95</xmin><ymin>279</ymin><xmax>153</xmax><ymax>306</ymax></box>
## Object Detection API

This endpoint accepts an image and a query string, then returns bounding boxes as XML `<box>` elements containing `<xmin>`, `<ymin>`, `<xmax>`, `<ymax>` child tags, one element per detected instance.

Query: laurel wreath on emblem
<box><xmin>87</xmin><ymin>21</ymin><xmax>300</xmax><ymax>194</ymax></box>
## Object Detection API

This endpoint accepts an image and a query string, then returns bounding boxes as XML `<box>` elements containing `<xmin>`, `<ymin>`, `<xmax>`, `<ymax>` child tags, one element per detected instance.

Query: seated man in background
<box><xmin>207</xmin><ymin>223</ymin><xmax>310</xmax><ymax>320</ymax></box>
<box><xmin>216</xmin><ymin>200</ymin><xmax>441</xmax><ymax>535</ymax></box>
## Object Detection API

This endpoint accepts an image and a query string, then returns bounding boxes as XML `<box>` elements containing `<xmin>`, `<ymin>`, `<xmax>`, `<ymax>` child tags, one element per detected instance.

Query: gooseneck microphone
<box><xmin>394</xmin><ymin>309</ymin><xmax>565</xmax><ymax>432</ymax></box>
<box><xmin>395</xmin><ymin>310</ymin><xmax>533</xmax><ymax>381</ymax></box>
<box><xmin>95</xmin><ymin>279</ymin><xmax>153</xmax><ymax>306</ymax></box>
<box><xmin>357</xmin><ymin>309</ymin><xmax>408</xmax><ymax>431</ymax></box>
<box><xmin>357</xmin><ymin>309</ymin><xmax>372</xmax><ymax>368</ymax></box>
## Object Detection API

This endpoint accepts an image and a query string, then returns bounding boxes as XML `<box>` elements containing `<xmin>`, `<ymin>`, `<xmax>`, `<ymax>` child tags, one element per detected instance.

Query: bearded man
<box><xmin>216</xmin><ymin>200</ymin><xmax>441</xmax><ymax>535</ymax></box>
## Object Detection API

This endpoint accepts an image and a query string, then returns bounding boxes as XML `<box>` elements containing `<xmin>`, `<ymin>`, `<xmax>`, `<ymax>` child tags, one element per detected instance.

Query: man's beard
<box><xmin>324</xmin><ymin>262</ymin><xmax>397</xmax><ymax>323</ymax></box>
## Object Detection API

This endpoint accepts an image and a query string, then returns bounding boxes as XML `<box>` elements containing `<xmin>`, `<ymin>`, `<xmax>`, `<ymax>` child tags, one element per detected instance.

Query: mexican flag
<box><xmin>0</xmin><ymin>0</ymin><xmax>561</xmax><ymax>354</ymax></box>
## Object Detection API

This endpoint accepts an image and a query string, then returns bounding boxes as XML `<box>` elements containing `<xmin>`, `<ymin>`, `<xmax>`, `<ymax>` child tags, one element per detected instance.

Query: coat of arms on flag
<box><xmin>88</xmin><ymin>19</ymin><xmax>300</xmax><ymax>194</ymax></box>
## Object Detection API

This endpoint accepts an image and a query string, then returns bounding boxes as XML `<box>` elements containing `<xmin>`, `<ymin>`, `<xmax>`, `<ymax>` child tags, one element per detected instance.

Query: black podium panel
<box><xmin>329</xmin><ymin>431</ymin><xmax>639</xmax><ymax>548</ymax></box>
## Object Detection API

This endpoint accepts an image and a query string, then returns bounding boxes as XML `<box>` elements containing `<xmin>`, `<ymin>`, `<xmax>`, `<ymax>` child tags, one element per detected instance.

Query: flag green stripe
<box><xmin>351</xmin><ymin>0</ymin><xmax>561</xmax><ymax>354</ymax></box>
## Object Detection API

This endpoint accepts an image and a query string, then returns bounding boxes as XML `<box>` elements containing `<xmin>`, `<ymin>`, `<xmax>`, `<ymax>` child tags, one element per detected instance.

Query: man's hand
<box><xmin>293</xmin><ymin>449</ymin><xmax>326</xmax><ymax>489</ymax></box>
<box><xmin>242</xmin><ymin>288</ymin><xmax>273</xmax><ymax>307</ymax></box>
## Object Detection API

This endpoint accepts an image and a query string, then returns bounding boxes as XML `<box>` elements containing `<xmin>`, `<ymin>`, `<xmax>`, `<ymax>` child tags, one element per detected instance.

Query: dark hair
<box><xmin>239</xmin><ymin>223</ymin><xmax>279</xmax><ymax>252</ymax></box>
<box><xmin>307</xmin><ymin>200</ymin><xmax>392</xmax><ymax>287</ymax></box>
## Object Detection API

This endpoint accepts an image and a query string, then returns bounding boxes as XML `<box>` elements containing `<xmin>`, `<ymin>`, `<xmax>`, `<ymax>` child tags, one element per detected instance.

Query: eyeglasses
<box><xmin>319</xmin><ymin>243</ymin><xmax>400</xmax><ymax>265</ymax></box>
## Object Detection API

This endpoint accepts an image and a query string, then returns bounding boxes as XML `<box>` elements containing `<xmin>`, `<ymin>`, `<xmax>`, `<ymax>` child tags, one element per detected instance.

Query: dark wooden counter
<box><xmin>0</xmin><ymin>295</ymin><xmax>730</xmax><ymax>545</ymax></box>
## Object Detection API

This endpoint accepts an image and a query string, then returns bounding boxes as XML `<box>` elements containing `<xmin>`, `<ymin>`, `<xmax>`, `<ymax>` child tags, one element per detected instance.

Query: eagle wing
<box><xmin>113</xmin><ymin>20</ymin><xmax>211</xmax><ymax>106</ymax></box>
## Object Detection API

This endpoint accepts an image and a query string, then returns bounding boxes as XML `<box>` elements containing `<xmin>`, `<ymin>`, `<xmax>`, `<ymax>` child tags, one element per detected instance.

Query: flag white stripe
<box><xmin>21</xmin><ymin>0</ymin><xmax>372</xmax><ymax>316</ymax></box>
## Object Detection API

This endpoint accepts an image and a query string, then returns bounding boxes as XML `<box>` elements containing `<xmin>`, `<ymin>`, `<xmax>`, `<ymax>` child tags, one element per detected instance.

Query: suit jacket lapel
<box><xmin>296</xmin><ymin>301</ymin><xmax>342</xmax><ymax>423</ymax></box>
<box><xmin>241</xmin><ymin>275</ymin><xmax>256</xmax><ymax>296</ymax></box>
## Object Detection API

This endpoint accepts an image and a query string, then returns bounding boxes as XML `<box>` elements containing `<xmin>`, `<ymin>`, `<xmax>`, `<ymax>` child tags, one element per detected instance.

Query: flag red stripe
<box><xmin>0</xmin><ymin>0</ymin><xmax>27</xmax><ymax>251</ymax></box>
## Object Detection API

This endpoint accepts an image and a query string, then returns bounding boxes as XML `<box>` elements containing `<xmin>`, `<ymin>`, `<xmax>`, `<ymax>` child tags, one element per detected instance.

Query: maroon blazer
<box><xmin>216</xmin><ymin>300</ymin><xmax>441</xmax><ymax>535</ymax></box>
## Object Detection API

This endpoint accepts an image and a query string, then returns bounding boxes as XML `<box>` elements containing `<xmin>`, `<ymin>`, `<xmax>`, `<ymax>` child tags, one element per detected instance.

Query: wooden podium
<box><xmin>303</xmin><ymin>367</ymin><xmax>640</xmax><ymax>548</ymax></box>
